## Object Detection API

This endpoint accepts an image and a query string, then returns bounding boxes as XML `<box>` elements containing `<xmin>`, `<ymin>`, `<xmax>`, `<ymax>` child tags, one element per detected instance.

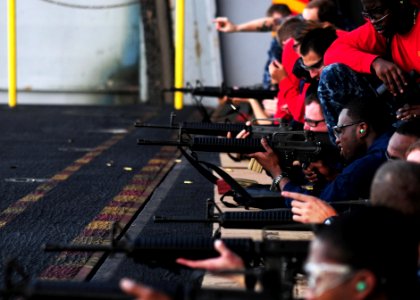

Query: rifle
<box><xmin>138</xmin><ymin>131</ymin><xmax>339</xmax><ymax>174</ymax></box>
<box><xmin>164</xmin><ymin>84</ymin><xmax>278</xmax><ymax>102</ymax></box>
<box><xmin>0</xmin><ymin>282</ymin><xmax>301</xmax><ymax>300</ymax></box>
<box><xmin>154</xmin><ymin>200</ymin><xmax>369</xmax><ymax>232</ymax></box>
<box><xmin>135</xmin><ymin>114</ymin><xmax>292</xmax><ymax>139</ymax></box>
<box><xmin>154</xmin><ymin>208</ymin><xmax>297</xmax><ymax>230</ymax></box>
<box><xmin>0</xmin><ymin>280</ymin><xmax>132</xmax><ymax>300</ymax></box>
<box><xmin>44</xmin><ymin>236</ymin><xmax>308</xmax><ymax>264</ymax></box>
<box><xmin>0</xmin><ymin>261</ymin><xmax>295</xmax><ymax>300</ymax></box>
<box><xmin>44</xmin><ymin>238</ymin><xmax>309</xmax><ymax>300</ymax></box>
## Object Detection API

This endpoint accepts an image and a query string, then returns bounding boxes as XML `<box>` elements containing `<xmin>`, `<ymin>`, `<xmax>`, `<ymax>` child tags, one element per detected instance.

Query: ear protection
<box><xmin>359</xmin><ymin>129</ymin><xmax>365</xmax><ymax>134</ymax></box>
<box><xmin>356</xmin><ymin>281</ymin><xmax>367</xmax><ymax>292</ymax></box>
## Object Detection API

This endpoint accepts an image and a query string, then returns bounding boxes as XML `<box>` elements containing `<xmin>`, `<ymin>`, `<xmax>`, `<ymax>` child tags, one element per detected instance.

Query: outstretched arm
<box><xmin>176</xmin><ymin>240</ymin><xmax>246</xmax><ymax>285</ymax></box>
<box><xmin>213</xmin><ymin>17</ymin><xmax>276</xmax><ymax>32</ymax></box>
<box><xmin>281</xmin><ymin>191</ymin><xmax>337</xmax><ymax>224</ymax></box>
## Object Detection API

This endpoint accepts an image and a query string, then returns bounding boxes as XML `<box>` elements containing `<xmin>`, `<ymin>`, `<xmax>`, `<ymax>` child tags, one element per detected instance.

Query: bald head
<box><xmin>387</xmin><ymin>133</ymin><xmax>418</xmax><ymax>159</ymax></box>
<box><xmin>387</xmin><ymin>119</ymin><xmax>420</xmax><ymax>159</ymax></box>
<box><xmin>371</xmin><ymin>160</ymin><xmax>420</xmax><ymax>216</ymax></box>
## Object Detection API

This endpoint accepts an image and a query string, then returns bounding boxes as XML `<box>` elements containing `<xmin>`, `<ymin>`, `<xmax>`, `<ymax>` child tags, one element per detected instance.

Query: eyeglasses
<box><xmin>299</xmin><ymin>57</ymin><xmax>324</xmax><ymax>71</ymax></box>
<box><xmin>361</xmin><ymin>10</ymin><xmax>391</xmax><ymax>23</ymax></box>
<box><xmin>304</xmin><ymin>262</ymin><xmax>354</xmax><ymax>297</ymax></box>
<box><xmin>332</xmin><ymin>121</ymin><xmax>363</xmax><ymax>138</ymax></box>
<box><xmin>304</xmin><ymin>117</ymin><xmax>325</xmax><ymax>127</ymax></box>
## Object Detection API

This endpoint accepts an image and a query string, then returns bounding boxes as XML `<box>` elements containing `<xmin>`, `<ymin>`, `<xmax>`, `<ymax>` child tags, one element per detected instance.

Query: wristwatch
<box><xmin>270</xmin><ymin>172</ymin><xmax>288</xmax><ymax>191</ymax></box>
<box><xmin>324</xmin><ymin>216</ymin><xmax>338</xmax><ymax>225</ymax></box>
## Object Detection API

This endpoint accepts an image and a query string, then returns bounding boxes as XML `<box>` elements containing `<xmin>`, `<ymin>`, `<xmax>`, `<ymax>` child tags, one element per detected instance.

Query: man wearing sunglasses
<box><xmin>318</xmin><ymin>0</ymin><xmax>420</xmax><ymax>139</ymax></box>
<box><xmin>297</xmin><ymin>25</ymin><xmax>335</xmax><ymax>81</ymax></box>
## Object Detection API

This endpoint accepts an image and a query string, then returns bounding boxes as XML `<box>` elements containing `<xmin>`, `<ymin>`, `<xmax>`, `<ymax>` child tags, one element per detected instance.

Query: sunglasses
<box><xmin>332</xmin><ymin>121</ymin><xmax>363</xmax><ymax>138</ymax></box>
<box><xmin>304</xmin><ymin>117</ymin><xmax>325</xmax><ymax>127</ymax></box>
<box><xmin>299</xmin><ymin>57</ymin><xmax>324</xmax><ymax>71</ymax></box>
<box><xmin>361</xmin><ymin>11</ymin><xmax>391</xmax><ymax>23</ymax></box>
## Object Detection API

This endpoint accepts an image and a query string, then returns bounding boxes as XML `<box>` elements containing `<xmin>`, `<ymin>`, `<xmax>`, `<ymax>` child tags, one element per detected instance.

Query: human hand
<box><xmin>302</xmin><ymin>161</ymin><xmax>333</xmax><ymax>183</ymax></box>
<box><xmin>228</xmin><ymin>97</ymin><xmax>253</xmax><ymax>104</ymax></box>
<box><xmin>268</xmin><ymin>60</ymin><xmax>286</xmax><ymax>83</ymax></box>
<box><xmin>213</xmin><ymin>17</ymin><xmax>237</xmax><ymax>32</ymax></box>
<box><xmin>282</xmin><ymin>191</ymin><xmax>337</xmax><ymax>224</ymax></box>
<box><xmin>120</xmin><ymin>278</ymin><xmax>172</xmax><ymax>300</ymax></box>
<box><xmin>302</xmin><ymin>164</ymin><xmax>319</xmax><ymax>183</ymax></box>
<box><xmin>371</xmin><ymin>58</ymin><xmax>407</xmax><ymax>96</ymax></box>
<box><xmin>248</xmin><ymin>138</ymin><xmax>282</xmax><ymax>177</ymax></box>
<box><xmin>280</xmin><ymin>103</ymin><xmax>290</xmax><ymax>114</ymax></box>
<box><xmin>176</xmin><ymin>240</ymin><xmax>245</xmax><ymax>283</ymax></box>
<box><xmin>262</xmin><ymin>98</ymin><xmax>278</xmax><ymax>116</ymax></box>
<box><xmin>396</xmin><ymin>104</ymin><xmax>420</xmax><ymax>121</ymax></box>
<box><xmin>235</xmin><ymin>129</ymin><xmax>251</xmax><ymax>139</ymax></box>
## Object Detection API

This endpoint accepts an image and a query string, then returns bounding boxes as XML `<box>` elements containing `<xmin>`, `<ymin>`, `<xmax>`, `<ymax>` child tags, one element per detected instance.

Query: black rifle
<box><xmin>135</xmin><ymin>114</ymin><xmax>292</xmax><ymax>139</ymax></box>
<box><xmin>44</xmin><ymin>238</ymin><xmax>308</xmax><ymax>300</ymax></box>
<box><xmin>138</xmin><ymin>131</ymin><xmax>339</xmax><ymax>173</ymax></box>
<box><xmin>134</xmin><ymin>114</ymin><xmax>291</xmax><ymax>138</ymax></box>
<box><xmin>44</xmin><ymin>237</ymin><xmax>308</xmax><ymax>267</ymax></box>
<box><xmin>154</xmin><ymin>200</ymin><xmax>369</xmax><ymax>231</ymax></box>
<box><xmin>164</xmin><ymin>85</ymin><xmax>278</xmax><ymax>102</ymax></box>
<box><xmin>0</xmin><ymin>280</ymin><xmax>132</xmax><ymax>300</ymax></box>
<box><xmin>0</xmin><ymin>282</ymin><xmax>303</xmax><ymax>300</ymax></box>
<box><xmin>154</xmin><ymin>209</ymin><xmax>296</xmax><ymax>230</ymax></box>
<box><xmin>0</xmin><ymin>274</ymin><xmax>302</xmax><ymax>300</ymax></box>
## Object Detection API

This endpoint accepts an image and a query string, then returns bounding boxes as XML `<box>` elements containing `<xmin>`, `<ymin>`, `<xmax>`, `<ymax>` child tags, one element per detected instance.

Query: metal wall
<box><xmin>171</xmin><ymin>0</ymin><xmax>224</xmax><ymax>107</ymax></box>
<box><xmin>0</xmin><ymin>0</ymin><xmax>267</xmax><ymax>106</ymax></box>
<box><xmin>217</xmin><ymin>0</ymin><xmax>273</xmax><ymax>87</ymax></box>
<box><xmin>0</xmin><ymin>0</ymin><xmax>140</xmax><ymax>105</ymax></box>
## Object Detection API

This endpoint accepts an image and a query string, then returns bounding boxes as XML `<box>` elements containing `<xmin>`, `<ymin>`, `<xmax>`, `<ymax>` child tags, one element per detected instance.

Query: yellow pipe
<box><xmin>174</xmin><ymin>0</ymin><xmax>184</xmax><ymax>110</ymax></box>
<box><xmin>7</xmin><ymin>0</ymin><xmax>17</xmax><ymax>108</ymax></box>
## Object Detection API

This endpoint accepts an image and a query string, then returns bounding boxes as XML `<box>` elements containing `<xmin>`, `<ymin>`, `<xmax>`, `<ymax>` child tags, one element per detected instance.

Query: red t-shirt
<box><xmin>274</xmin><ymin>39</ymin><xmax>304</xmax><ymax>123</ymax></box>
<box><xmin>325</xmin><ymin>14</ymin><xmax>420</xmax><ymax>74</ymax></box>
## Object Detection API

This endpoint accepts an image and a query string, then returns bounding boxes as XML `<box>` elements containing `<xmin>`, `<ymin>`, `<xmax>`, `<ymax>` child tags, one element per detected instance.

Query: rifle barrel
<box><xmin>134</xmin><ymin>122</ymin><xmax>176</xmax><ymax>129</ymax></box>
<box><xmin>154</xmin><ymin>209</ymin><xmax>296</xmax><ymax>229</ymax></box>
<box><xmin>162</xmin><ymin>86</ymin><xmax>278</xmax><ymax>101</ymax></box>
<box><xmin>3</xmin><ymin>281</ymin><xmax>133</xmax><ymax>300</ymax></box>
<box><xmin>154</xmin><ymin>216</ymin><xmax>215</xmax><ymax>223</ymax></box>
<box><xmin>137</xmin><ymin>139</ymin><xmax>189</xmax><ymax>147</ymax></box>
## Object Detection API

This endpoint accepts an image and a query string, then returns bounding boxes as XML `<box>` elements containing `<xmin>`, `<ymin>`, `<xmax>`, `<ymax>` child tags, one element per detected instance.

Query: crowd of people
<box><xmin>120</xmin><ymin>0</ymin><xmax>420</xmax><ymax>299</ymax></box>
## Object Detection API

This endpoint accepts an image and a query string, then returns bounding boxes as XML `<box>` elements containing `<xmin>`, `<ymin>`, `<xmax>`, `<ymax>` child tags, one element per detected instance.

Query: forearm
<box><xmin>236</xmin><ymin>17</ymin><xmax>275</xmax><ymax>32</ymax></box>
<box><xmin>248</xmin><ymin>99</ymin><xmax>270</xmax><ymax>124</ymax></box>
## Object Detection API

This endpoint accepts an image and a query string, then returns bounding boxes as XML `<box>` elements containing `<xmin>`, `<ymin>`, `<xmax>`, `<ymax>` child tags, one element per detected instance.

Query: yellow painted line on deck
<box><xmin>40</xmin><ymin>146</ymin><xmax>180</xmax><ymax>281</ymax></box>
<box><xmin>0</xmin><ymin>133</ymin><xmax>126</xmax><ymax>230</ymax></box>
